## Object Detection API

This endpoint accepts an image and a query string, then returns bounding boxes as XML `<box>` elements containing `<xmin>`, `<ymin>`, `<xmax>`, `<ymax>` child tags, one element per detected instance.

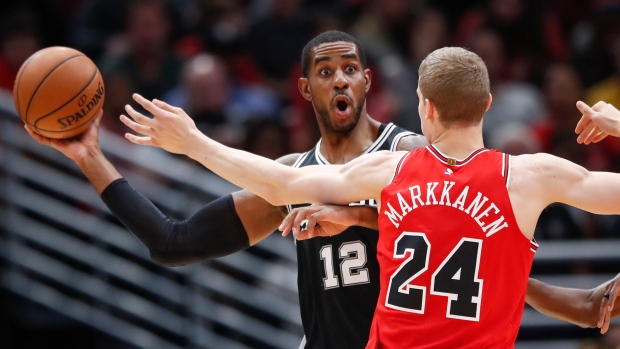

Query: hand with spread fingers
<box><xmin>280</xmin><ymin>205</ymin><xmax>378</xmax><ymax>240</ymax></box>
<box><xmin>598</xmin><ymin>273</ymin><xmax>620</xmax><ymax>334</ymax></box>
<box><xmin>120</xmin><ymin>93</ymin><xmax>202</xmax><ymax>156</ymax></box>
<box><xmin>575</xmin><ymin>101</ymin><xmax>620</xmax><ymax>144</ymax></box>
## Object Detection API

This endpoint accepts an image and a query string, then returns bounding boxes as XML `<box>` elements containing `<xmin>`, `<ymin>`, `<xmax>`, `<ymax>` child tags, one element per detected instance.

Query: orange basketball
<box><xmin>13</xmin><ymin>46</ymin><xmax>105</xmax><ymax>139</ymax></box>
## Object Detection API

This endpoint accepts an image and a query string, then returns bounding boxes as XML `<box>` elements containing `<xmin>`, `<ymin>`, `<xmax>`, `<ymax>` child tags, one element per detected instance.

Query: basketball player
<box><xmin>25</xmin><ymin>31</ymin><xmax>617</xmax><ymax>347</ymax></box>
<box><xmin>117</xmin><ymin>46</ymin><xmax>620</xmax><ymax>347</ymax></box>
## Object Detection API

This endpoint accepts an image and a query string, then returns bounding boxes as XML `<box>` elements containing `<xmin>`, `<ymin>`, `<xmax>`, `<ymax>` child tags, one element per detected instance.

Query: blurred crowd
<box><xmin>2</xmin><ymin>0</ymin><xmax>620</xmax><ymax>245</ymax></box>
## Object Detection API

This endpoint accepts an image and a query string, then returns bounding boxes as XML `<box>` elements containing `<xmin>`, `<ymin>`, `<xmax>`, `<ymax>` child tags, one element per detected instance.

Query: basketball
<box><xmin>13</xmin><ymin>46</ymin><xmax>105</xmax><ymax>139</ymax></box>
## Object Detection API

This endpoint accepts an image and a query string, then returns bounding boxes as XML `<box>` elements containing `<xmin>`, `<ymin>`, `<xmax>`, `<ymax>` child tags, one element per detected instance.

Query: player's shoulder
<box><xmin>276</xmin><ymin>153</ymin><xmax>303</xmax><ymax>166</ymax></box>
<box><xmin>394</xmin><ymin>133</ymin><xmax>428</xmax><ymax>151</ymax></box>
<box><xmin>511</xmin><ymin>152</ymin><xmax>565</xmax><ymax>170</ymax></box>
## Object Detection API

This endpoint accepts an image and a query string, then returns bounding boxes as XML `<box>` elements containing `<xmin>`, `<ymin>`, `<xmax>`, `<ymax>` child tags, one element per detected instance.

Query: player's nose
<box><xmin>333</xmin><ymin>69</ymin><xmax>348</xmax><ymax>90</ymax></box>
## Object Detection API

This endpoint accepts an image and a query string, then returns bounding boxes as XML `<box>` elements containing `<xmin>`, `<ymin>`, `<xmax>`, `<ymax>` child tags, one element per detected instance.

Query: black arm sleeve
<box><xmin>100</xmin><ymin>178</ymin><xmax>250</xmax><ymax>266</ymax></box>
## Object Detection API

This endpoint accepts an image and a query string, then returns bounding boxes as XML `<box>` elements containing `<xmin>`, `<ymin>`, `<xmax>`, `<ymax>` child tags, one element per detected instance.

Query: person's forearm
<box><xmin>184</xmin><ymin>132</ymin><xmax>303</xmax><ymax>206</ymax></box>
<box><xmin>101</xmin><ymin>179</ymin><xmax>249</xmax><ymax>266</ymax></box>
<box><xmin>352</xmin><ymin>206</ymin><xmax>379</xmax><ymax>230</ymax></box>
<box><xmin>74</xmin><ymin>147</ymin><xmax>122</xmax><ymax>195</ymax></box>
<box><xmin>526</xmin><ymin>278</ymin><xmax>598</xmax><ymax>328</ymax></box>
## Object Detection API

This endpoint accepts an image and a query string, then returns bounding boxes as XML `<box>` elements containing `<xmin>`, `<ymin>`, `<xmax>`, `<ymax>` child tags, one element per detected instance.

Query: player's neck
<box><xmin>319</xmin><ymin>115</ymin><xmax>381</xmax><ymax>164</ymax></box>
<box><xmin>429</xmin><ymin>124</ymin><xmax>485</xmax><ymax>159</ymax></box>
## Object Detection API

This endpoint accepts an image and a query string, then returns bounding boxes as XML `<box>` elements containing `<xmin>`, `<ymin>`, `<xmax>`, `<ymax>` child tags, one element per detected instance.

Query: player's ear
<box><xmin>425</xmin><ymin>98</ymin><xmax>435</xmax><ymax>121</ymax></box>
<box><xmin>364</xmin><ymin>68</ymin><xmax>372</xmax><ymax>93</ymax></box>
<box><xmin>298</xmin><ymin>77</ymin><xmax>312</xmax><ymax>101</ymax></box>
<box><xmin>485</xmin><ymin>93</ymin><xmax>493</xmax><ymax>111</ymax></box>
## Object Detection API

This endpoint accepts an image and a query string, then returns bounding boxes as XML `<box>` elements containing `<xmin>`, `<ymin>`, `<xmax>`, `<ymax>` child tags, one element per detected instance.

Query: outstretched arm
<box><xmin>24</xmin><ymin>110</ymin><xmax>287</xmax><ymax>266</ymax></box>
<box><xmin>121</xmin><ymin>94</ymin><xmax>397</xmax><ymax>207</ymax></box>
<box><xmin>526</xmin><ymin>275</ymin><xmax>620</xmax><ymax>333</ymax></box>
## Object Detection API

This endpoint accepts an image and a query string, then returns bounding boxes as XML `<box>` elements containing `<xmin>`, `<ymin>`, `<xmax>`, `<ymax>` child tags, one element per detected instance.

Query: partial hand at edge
<box><xmin>576</xmin><ymin>101</ymin><xmax>620</xmax><ymax>144</ymax></box>
<box><xmin>598</xmin><ymin>272</ymin><xmax>620</xmax><ymax>334</ymax></box>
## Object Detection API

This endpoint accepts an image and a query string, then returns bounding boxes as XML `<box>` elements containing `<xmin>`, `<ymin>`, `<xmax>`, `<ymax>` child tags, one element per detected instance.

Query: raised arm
<box><xmin>24</xmin><ymin>110</ymin><xmax>288</xmax><ymax>266</ymax></box>
<box><xmin>121</xmin><ymin>94</ymin><xmax>398</xmax><ymax>207</ymax></box>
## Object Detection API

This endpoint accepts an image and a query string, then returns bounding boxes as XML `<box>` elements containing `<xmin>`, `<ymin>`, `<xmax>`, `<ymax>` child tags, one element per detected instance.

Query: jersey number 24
<box><xmin>386</xmin><ymin>232</ymin><xmax>483</xmax><ymax>321</ymax></box>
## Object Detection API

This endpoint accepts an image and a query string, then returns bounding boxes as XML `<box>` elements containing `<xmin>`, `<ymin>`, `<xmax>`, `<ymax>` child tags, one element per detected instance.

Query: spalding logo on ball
<box><xmin>13</xmin><ymin>46</ymin><xmax>105</xmax><ymax>139</ymax></box>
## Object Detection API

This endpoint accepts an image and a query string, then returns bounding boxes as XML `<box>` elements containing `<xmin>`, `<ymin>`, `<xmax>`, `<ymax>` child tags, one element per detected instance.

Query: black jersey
<box><xmin>290</xmin><ymin>123</ymin><xmax>416</xmax><ymax>349</ymax></box>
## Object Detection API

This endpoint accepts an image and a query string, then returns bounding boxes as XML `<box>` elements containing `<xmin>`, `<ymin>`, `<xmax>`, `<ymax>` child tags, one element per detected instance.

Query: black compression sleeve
<box><xmin>100</xmin><ymin>178</ymin><xmax>250</xmax><ymax>266</ymax></box>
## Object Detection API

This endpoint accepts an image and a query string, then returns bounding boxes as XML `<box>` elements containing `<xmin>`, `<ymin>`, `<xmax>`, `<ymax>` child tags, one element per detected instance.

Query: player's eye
<box><xmin>346</xmin><ymin>65</ymin><xmax>356</xmax><ymax>73</ymax></box>
<box><xmin>320</xmin><ymin>69</ymin><xmax>331</xmax><ymax>76</ymax></box>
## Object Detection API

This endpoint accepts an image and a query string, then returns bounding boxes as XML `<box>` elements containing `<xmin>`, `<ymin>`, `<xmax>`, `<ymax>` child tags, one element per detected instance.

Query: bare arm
<box><xmin>121</xmin><ymin>94</ymin><xmax>399</xmax><ymax>207</ymax></box>
<box><xmin>526</xmin><ymin>275</ymin><xmax>620</xmax><ymax>333</ymax></box>
<box><xmin>233</xmin><ymin>153</ymin><xmax>300</xmax><ymax>245</ymax></box>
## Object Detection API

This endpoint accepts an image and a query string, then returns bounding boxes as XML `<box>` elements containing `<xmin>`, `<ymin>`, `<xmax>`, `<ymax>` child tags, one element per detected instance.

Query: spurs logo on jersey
<box><xmin>291</xmin><ymin>123</ymin><xmax>417</xmax><ymax>349</ymax></box>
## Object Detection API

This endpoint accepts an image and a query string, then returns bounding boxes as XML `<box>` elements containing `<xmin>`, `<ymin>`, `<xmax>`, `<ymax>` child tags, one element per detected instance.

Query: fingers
<box><xmin>280</xmin><ymin>207</ymin><xmax>322</xmax><ymax>240</ymax></box>
<box><xmin>120</xmin><ymin>114</ymin><xmax>153</xmax><ymax>137</ymax></box>
<box><xmin>24</xmin><ymin>124</ymin><xmax>50</xmax><ymax>145</ymax></box>
<box><xmin>610</xmin><ymin>279</ymin><xmax>619</xmax><ymax>311</ymax></box>
<box><xmin>153</xmin><ymin>98</ymin><xmax>181</xmax><ymax>114</ymax></box>
<box><xmin>576</xmin><ymin>100</ymin><xmax>597</xmax><ymax>118</ymax></box>
<box><xmin>601</xmin><ymin>304</ymin><xmax>611</xmax><ymax>334</ymax></box>
<box><xmin>591</xmin><ymin>131</ymin><xmax>609</xmax><ymax>143</ymax></box>
<box><xmin>132</xmin><ymin>93</ymin><xmax>166</xmax><ymax>118</ymax></box>
<box><xmin>280</xmin><ymin>208</ymin><xmax>305</xmax><ymax>237</ymax></box>
<box><xmin>575</xmin><ymin>114</ymin><xmax>592</xmax><ymax>135</ymax></box>
<box><xmin>576</xmin><ymin>121</ymin><xmax>600</xmax><ymax>144</ymax></box>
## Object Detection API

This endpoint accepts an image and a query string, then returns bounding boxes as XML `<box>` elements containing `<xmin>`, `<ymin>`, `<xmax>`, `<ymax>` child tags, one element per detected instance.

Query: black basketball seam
<box><xmin>25</xmin><ymin>54</ymin><xmax>83</xmax><ymax>122</ymax></box>
<box><xmin>14</xmin><ymin>52</ymin><xmax>39</xmax><ymax>117</ymax></box>
<box><xmin>33</xmin><ymin>68</ymin><xmax>100</xmax><ymax>132</ymax></box>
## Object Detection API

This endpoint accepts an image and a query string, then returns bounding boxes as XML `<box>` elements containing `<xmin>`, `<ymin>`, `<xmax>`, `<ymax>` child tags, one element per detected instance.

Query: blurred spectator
<box><xmin>531</xmin><ymin>64</ymin><xmax>605</xmax><ymax>241</ymax></box>
<box><xmin>381</xmin><ymin>7</ymin><xmax>450</xmax><ymax>133</ymax></box>
<box><xmin>243</xmin><ymin>118</ymin><xmax>291</xmax><ymax>160</ymax></box>
<box><xmin>468</xmin><ymin>29</ymin><xmax>546</xmax><ymax>141</ymax></box>
<box><xmin>488</xmin><ymin>122</ymin><xmax>540</xmax><ymax>155</ymax></box>
<box><xmin>586</xmin><ymin>30</ymin><xmax>620</xmax><ymax>109</ymax></box>
<box><xmin>68</xmin><ymin>0</ymin><xmax>128</xmax><ymax>60</ymax></box>
<box><xmin>0</xmin><ymin>9</ymin><xmax>42</xmax><ymax>92</ymax></box>
<box><xmin>163</xmin><ymin>53</ymin><xmax>281</xmax><ymax>148</ymax></box>
<box><xmin>245</xmin><ymin>0</ymin><xmax>313</xmax><ymax>101</ymax></box>
<box><xmin>349</xmin><ymin>0</ymin><xmax>418</xmax><ymax>60</ymax></box>
<box><xmin>98</xmin><ymin>0</ymin><xmax>184</xmax><ymax>135</ymax></box>
<box><xmin>453</xmin><ymin>0</ymin><xmax>569</xmax><ymax>82</ymax></box>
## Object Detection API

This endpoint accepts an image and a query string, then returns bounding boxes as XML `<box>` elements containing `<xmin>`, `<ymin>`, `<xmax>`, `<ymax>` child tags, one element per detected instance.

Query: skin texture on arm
<box><xmin>527</xmin><ymin>275</ymin><xmax>620</xmax><ymax>333</ymax></box>
<box><xmin>233</xmin><ymin>153</ymin><xmax>299</xmax><ymax>245</ymax></box>
<box><xmin>508</xmin><ymin>152</ymin><xmax>620</xmax><ymax>240</ymax></box>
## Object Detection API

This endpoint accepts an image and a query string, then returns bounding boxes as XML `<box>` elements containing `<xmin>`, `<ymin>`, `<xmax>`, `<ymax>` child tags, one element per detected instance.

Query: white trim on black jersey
<box><xmin>390</xmin><ymin>130</ymin><xmax>416</xmax><ymax>152</ymax></box>
<box><xmin>314</xmin><ymin>123</ymin><xmax>414</xmax><ymax>165</ymax></box>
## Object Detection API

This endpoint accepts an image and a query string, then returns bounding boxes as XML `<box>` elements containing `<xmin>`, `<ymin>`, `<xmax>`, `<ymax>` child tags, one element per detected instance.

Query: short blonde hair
<box><xmin>419</xmin><ymin>47</ymin><xmax>490</xmax><ymax>127</ymax></box>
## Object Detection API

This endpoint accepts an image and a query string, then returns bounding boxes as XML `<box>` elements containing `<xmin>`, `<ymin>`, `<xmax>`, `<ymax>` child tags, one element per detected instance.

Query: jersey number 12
<box><xmin>320</xmin><ymin>241</ymin><xmax>370</xmax><ymax>289</ymax></box>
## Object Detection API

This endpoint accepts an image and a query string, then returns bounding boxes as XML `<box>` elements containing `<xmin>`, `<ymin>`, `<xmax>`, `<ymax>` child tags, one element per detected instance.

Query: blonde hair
<box><xmin>418</xmin><ymin>47</ymin><xmax>490</xmax><ymax>127</ymax></box>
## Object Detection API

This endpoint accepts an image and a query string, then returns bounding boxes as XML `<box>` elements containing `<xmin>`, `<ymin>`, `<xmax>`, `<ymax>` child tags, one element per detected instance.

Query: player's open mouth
<box><xmin>333</xmin><ymin>95</ymin><xmax>351</xmax><ymax>119</ymax></box>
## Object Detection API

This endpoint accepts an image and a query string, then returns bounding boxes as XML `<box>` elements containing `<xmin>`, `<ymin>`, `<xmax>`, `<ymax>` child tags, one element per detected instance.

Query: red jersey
<box><xmin>368</xmin><ymin>146</ymin><xmax>537</xmax><ymax>349</ymax></box>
